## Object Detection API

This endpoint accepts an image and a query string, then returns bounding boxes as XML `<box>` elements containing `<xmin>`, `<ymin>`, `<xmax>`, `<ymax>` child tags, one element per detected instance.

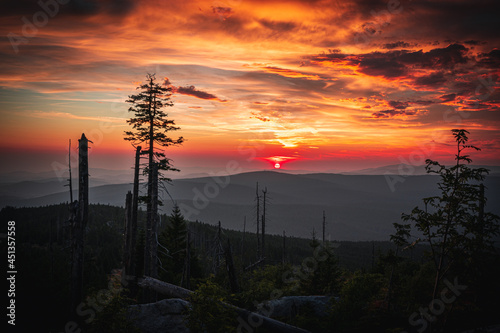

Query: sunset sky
<box><xmin>1</xmin><ymin>0</ymin><xmax>499</xmax><ymax>175</ymax></box>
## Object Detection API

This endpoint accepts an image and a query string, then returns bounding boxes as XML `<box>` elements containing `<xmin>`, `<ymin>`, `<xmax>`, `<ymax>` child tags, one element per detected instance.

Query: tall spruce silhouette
<box><xmin>124</xmin><ymin>73</ymin><xmax>183</xmax><ymax>280</ymax></box>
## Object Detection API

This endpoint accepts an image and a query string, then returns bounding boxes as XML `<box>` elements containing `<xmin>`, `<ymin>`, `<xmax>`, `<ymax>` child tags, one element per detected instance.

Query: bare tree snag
<box><xmin>256</xmin><ymin>182</ymin><xmax>260</xmax><ymax>260</ymax></box>
<box><xmin>65</xmin><ymin>139</ymin><xmax>73</xmax><ymax>203</ymax></box>
<box><xmin>182</xmin><ymin>230</ymin><xmax>191</xmax><ymax>289</ymax></box>
<box><xmin>225</xmin><ymin>239</ymin><xmax>240</xmax><ymax>293</ymax></box>
<box><xmin>241</xmin><ymin>216</ymin><xmax>246</xmax><ymax>258</ymax></box>
<box><xmin>322</xmin><ymin>210</ymin><xmax>326</xmax><ymax>244</ymax></box>
<box><xmin>123</xmin><ymin>191</ymin><xmax>133</xmax><ymax>280</ymax></box>
<box><xmin>71</xmin><ymin>133</ymin><xmax>89</xmax><ymax>314</ymax></box>
<box><xmin>130</xmin><ymin>145</ymin><xmax>141</xmax><ymax>277</ymax></box>
<box><xmin>150</xmin><ymin>163</ymin><xmax>159</xmax><ymax>279</ymax></box>
<box><xmin>282</xmin><ymin>230</ymin><xmax>286</xmax><ymax>265</ymax></box>
<box><xmin>262</xmin><ymin>187</ymin><xmax>267</xmax><ymax>259</ymax></box>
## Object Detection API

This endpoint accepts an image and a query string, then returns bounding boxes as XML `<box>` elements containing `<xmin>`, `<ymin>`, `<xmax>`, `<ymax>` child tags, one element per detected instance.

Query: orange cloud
<box><xmin>0</xmin><ymin>0</ymin><xmax>499</xmax><ymax>173</ymax></box>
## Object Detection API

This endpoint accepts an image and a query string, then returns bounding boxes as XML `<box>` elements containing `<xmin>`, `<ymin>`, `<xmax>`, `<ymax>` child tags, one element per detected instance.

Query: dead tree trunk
<box><xmin>71</xmin><ymin>133</ymin><xmax>89</xmax><ymax>314</ymax></box>
<box><xmin>150</xmin><ymin>163</ymin><xmax>159</xmax><ymax>279</ymax></box>
<box><xmin>256</xmin><ymin>182</ymin><xmax>260</xmax><ymax>260</ymax></box>
<box><xmin>137</xmin><ymin>276</ymin><xmax>311</xmax><ymax>333</ymax></box>
<box><xmin>182</xmin><ymin>230</ymin><xmax>191</xmax><ymax>290</ymax></box>
<box><xmin>372</xmin><ymin>241</ymin><xmax>375</xmax><ymax>270</ymax></box>
<box><xmin>262</xmin><ymin>187</ymin><xmax>267</xmax><ymax>259</ymax></box>
<box><xmin>225</xmin><ymin>239</ymin><xmax>240</xmax><ymax>293</ymax></box>
<box><xmin>65</xmin><ymin>139</ymin><xmax>73</xmax><ymax>203</ymax></box>
<box><xmin>212</xmin><ymin>221</ymin><xmax>225</xmax><ymax>273</ymax></box>
<box><xmin>282</xmin><ymin>230</ymin><xmax>286</xmax><ymax>265</ymax></box>
<box><xmin>144</xmin><ymin>209</ymin><xmax>152</xmax><ymax>278</ymax></box>
<box><xmin>130</xmin><ymin>146</ymin><xmax>141</xmax><ymax>277</ymax></box>
<box><xmin>478</xmin><ymin>183</ymin><xmax>485</xmax><ymax>249</ymax></box>
<box><xmin>244</xmin><ymin>257</ymin><xmax>265</xmax><ymax>271</ymax></box>
<box><xmin>241</xmin><ymin>216</ymin><xmax>246</xmax><ymax>261</ymax></box>
<box><xmin>144</xmin><ymin>163</ymin><xmax>159</xmax><ymax>279</ymax></box>
<box><xmin>123</xmin><ymin>191</ymin><xmax>133</xmax><ymax>280</ymax></box>
<box><xmin>322</xmin><ymin>210</ymin><xmax>326</xmax><ymax>244</ymax></box>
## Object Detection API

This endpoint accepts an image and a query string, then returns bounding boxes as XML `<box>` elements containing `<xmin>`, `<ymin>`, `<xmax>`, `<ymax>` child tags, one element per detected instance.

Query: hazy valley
<box><xmin>2</xmin><ymin>166</ymin><xmax>499</xmax><ymax>241</ymax></box>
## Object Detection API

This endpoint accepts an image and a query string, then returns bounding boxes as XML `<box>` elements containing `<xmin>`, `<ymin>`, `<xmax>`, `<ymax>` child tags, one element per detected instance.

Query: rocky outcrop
<box><xmin>258</xmin><ymin>296</ymin><xmax>333</xmax><ymax>319</ymax></box>
<box><xmin>127</xmin><ymin>298</ymin><xmax>190</xmax><ymax>333</ymax></box>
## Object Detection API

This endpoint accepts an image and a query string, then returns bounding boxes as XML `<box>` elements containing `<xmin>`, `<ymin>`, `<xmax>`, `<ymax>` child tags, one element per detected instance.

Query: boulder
<box><xmin>258</xmin><ymin>296</ymin><xmax>333</xmax><ymax>319</ymax></box>
<box><xmin>127</xmin><ymin>298</ymin><xmax>190</xmax><ymax>333</ymax></box>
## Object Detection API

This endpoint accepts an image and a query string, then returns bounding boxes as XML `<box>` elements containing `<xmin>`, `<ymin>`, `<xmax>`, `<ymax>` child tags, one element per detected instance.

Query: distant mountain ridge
<box><xmin>338</xmin><ymin>164</ymin><xmax>500</xmax><ymax>175</ymax></box>
<box><xmin>1</xmin><ymin>163</ymin><xmax>498</xmax><ymax>184</ymax></box>
<box><xmin>1</xmin><ymin>169</ymin><xmax>499</xmax><ymax>241</ymax></box>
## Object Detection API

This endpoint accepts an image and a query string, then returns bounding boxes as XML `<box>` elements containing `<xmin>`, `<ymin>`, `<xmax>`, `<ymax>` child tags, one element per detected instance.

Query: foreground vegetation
<box><xmin>1</xmin><ymin>200</ymin><xmax>499</xmax><ymax>332</ymax></box>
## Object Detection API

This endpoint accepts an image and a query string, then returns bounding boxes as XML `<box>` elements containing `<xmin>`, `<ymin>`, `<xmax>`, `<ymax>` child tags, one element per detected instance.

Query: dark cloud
<box><xmin>463</xmin><ymin>40</ymin><xmax>484</xmax><ymax>45</ymax></box>
<box><xmin>396</xmin><ymin>44</ymin><xmax>469</xmax><ymax>68</ymax></box>
<box><xmin>309</xmin><ymin>44</ymin><xmax>471</xmax><ymax>80</ymax></box>
<box><xmin>414</xmin><ymin>1</ymin><xmax>500</xmax><ymax>40</ymax></box>
<box><xmin>414</xmin><ymin>72</ymin><xmax>447</xmax><ymax>88</ymax></box>
<box><xmin>1</xmin><ymin>0</ymin><xmax>136</xmax><ymax>18</ymax></box>
<box><xmin>371</xmin><ymin>109</ymin><xmax>416</xmax><ymax>118</ymax></box>
<box><xmin>259</xmin><ymin>19</ymin><xmax>297</xmax><ymax>32</ymax></box>
<box><xmin>357</xmin><ymin>53</ymin><xmax>407</xmax><ymax>78</ymax></box>
<box><xmin>308</xmin><ymin>50</ymin><xmax>348</xmax><ymax>62</ymax></box>
<box><xmin>439</xmin><ymin>93</ymin><xmax>457</xmax><ymax>102</ymax></box>
<box><xmin>251</xmin><ymin>112</ymin><xmax>272</xmax><ymax>122</ymax></box>
<box><xmin>175</xmin><ymin>85</ymin><xmax>227</xmax><ymax>102</ymax></box>
<box><xmin>411</xmin><ymin>100</ymin><xmax>435</xmax><ymax>106</ymax></box>
<box><xmin>478</xmin><ymin>49</ymin><xmax>500</xmax><ymax>68</ymax></box>
<box><xmin>164</xmin><ymin>76</ymin><xmax>227</xmax><ymax>102</ymax></box>
<box><xmin>388</xmin><ymin>101</ymin><xmax>409</xmax><ymax>109</ymax></box>
<box><xmin>382</xmin><ymin>41</ymin><xmax>411</xmax><ymax>49</ymax></box>
<box><xmin>464</xmin><ymin>102</ymin><xmax>494</xmax><ymax>110</ymax></box>
<box><xmin>212</xmin><ymin>6</ymin><xmax>234</xmax><ymax>20</ymax></box>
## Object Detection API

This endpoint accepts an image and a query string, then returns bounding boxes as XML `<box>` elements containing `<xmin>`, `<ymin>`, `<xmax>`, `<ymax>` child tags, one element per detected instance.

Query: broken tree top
<box><xmin>79</xmin><ymin>133</ymin><xmax>93</xmax><ymax>143</ymax></box>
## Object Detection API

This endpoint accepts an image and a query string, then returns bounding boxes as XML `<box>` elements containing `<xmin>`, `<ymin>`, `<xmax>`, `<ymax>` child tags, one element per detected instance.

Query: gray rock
<box><xmin>258</xmin><ymin>296</ymin><xmax>332</xmax><ymax>319</ymax></box>
<box><xmin>127</xmin><ymin>298</ymin><xmax>190</xmax><ymax>333</ymax></box>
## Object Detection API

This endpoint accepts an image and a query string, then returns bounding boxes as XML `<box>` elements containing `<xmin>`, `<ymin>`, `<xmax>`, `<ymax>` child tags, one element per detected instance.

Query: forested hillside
<box><xmin>2</xmin><ymin>202</ymin><xmax>499</xmax><ymax>332</ymax></box>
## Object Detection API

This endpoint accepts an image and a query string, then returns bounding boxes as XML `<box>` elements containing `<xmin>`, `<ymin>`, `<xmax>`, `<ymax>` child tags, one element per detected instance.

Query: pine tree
<box><xmin>124</xmin><ymin>73</ymin><xmax>183</xmax><ymax>280</ymax></box>
<box><xmin>124</xmin><ymin>73</ymin><xmax>184</xmax><ymax>180</ymax></box>
<box><xmin>300</xmin><ymin>238</ymin><xmax>341</xmax><ymax>295</ymax></box>
<box><xmin>159</xmin><ymin>205</ymin><xmax>187</xmax><ymax>284</ymax></box>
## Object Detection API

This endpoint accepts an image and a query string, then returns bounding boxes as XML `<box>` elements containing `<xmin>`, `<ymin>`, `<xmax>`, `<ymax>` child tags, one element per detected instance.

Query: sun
<box><xmin>263</xmin><ymin>156</ymin><xmax>297</xmax><ymax>169</ymax></box>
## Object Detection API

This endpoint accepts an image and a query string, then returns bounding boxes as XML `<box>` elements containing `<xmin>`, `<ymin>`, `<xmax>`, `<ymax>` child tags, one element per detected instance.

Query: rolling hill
<box><xmin>1</xmin><ymin>169</ymin><xmax>499</xmax><ymax>241</ymax></box>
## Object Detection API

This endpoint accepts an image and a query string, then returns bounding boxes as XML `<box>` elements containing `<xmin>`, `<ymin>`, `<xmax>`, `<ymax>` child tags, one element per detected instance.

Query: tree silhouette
<box><xmin>124</xmin><ymin>73</ymin><xmax>184</xmax><ymax>181</ymax></box>
<box><xmin>124</xmin><ymin>73</ymin><xmax>183</xmax><ymax>279</ymax></box>
<box><xmin>393</xmin><ymin>129</ymin><xmax>499</xmax><ymax>300</ymax></box>
<box><xmin>159</xmin><ymin>205</ymin><xmax>187</xmax><ymax>284</ymax></box>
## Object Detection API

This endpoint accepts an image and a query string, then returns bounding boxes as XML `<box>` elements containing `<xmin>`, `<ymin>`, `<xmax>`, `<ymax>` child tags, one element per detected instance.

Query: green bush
<box><xmin>186</xmin><ymin>278</ymin><xmax>238</xmax><ymax>333</ymax></box>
